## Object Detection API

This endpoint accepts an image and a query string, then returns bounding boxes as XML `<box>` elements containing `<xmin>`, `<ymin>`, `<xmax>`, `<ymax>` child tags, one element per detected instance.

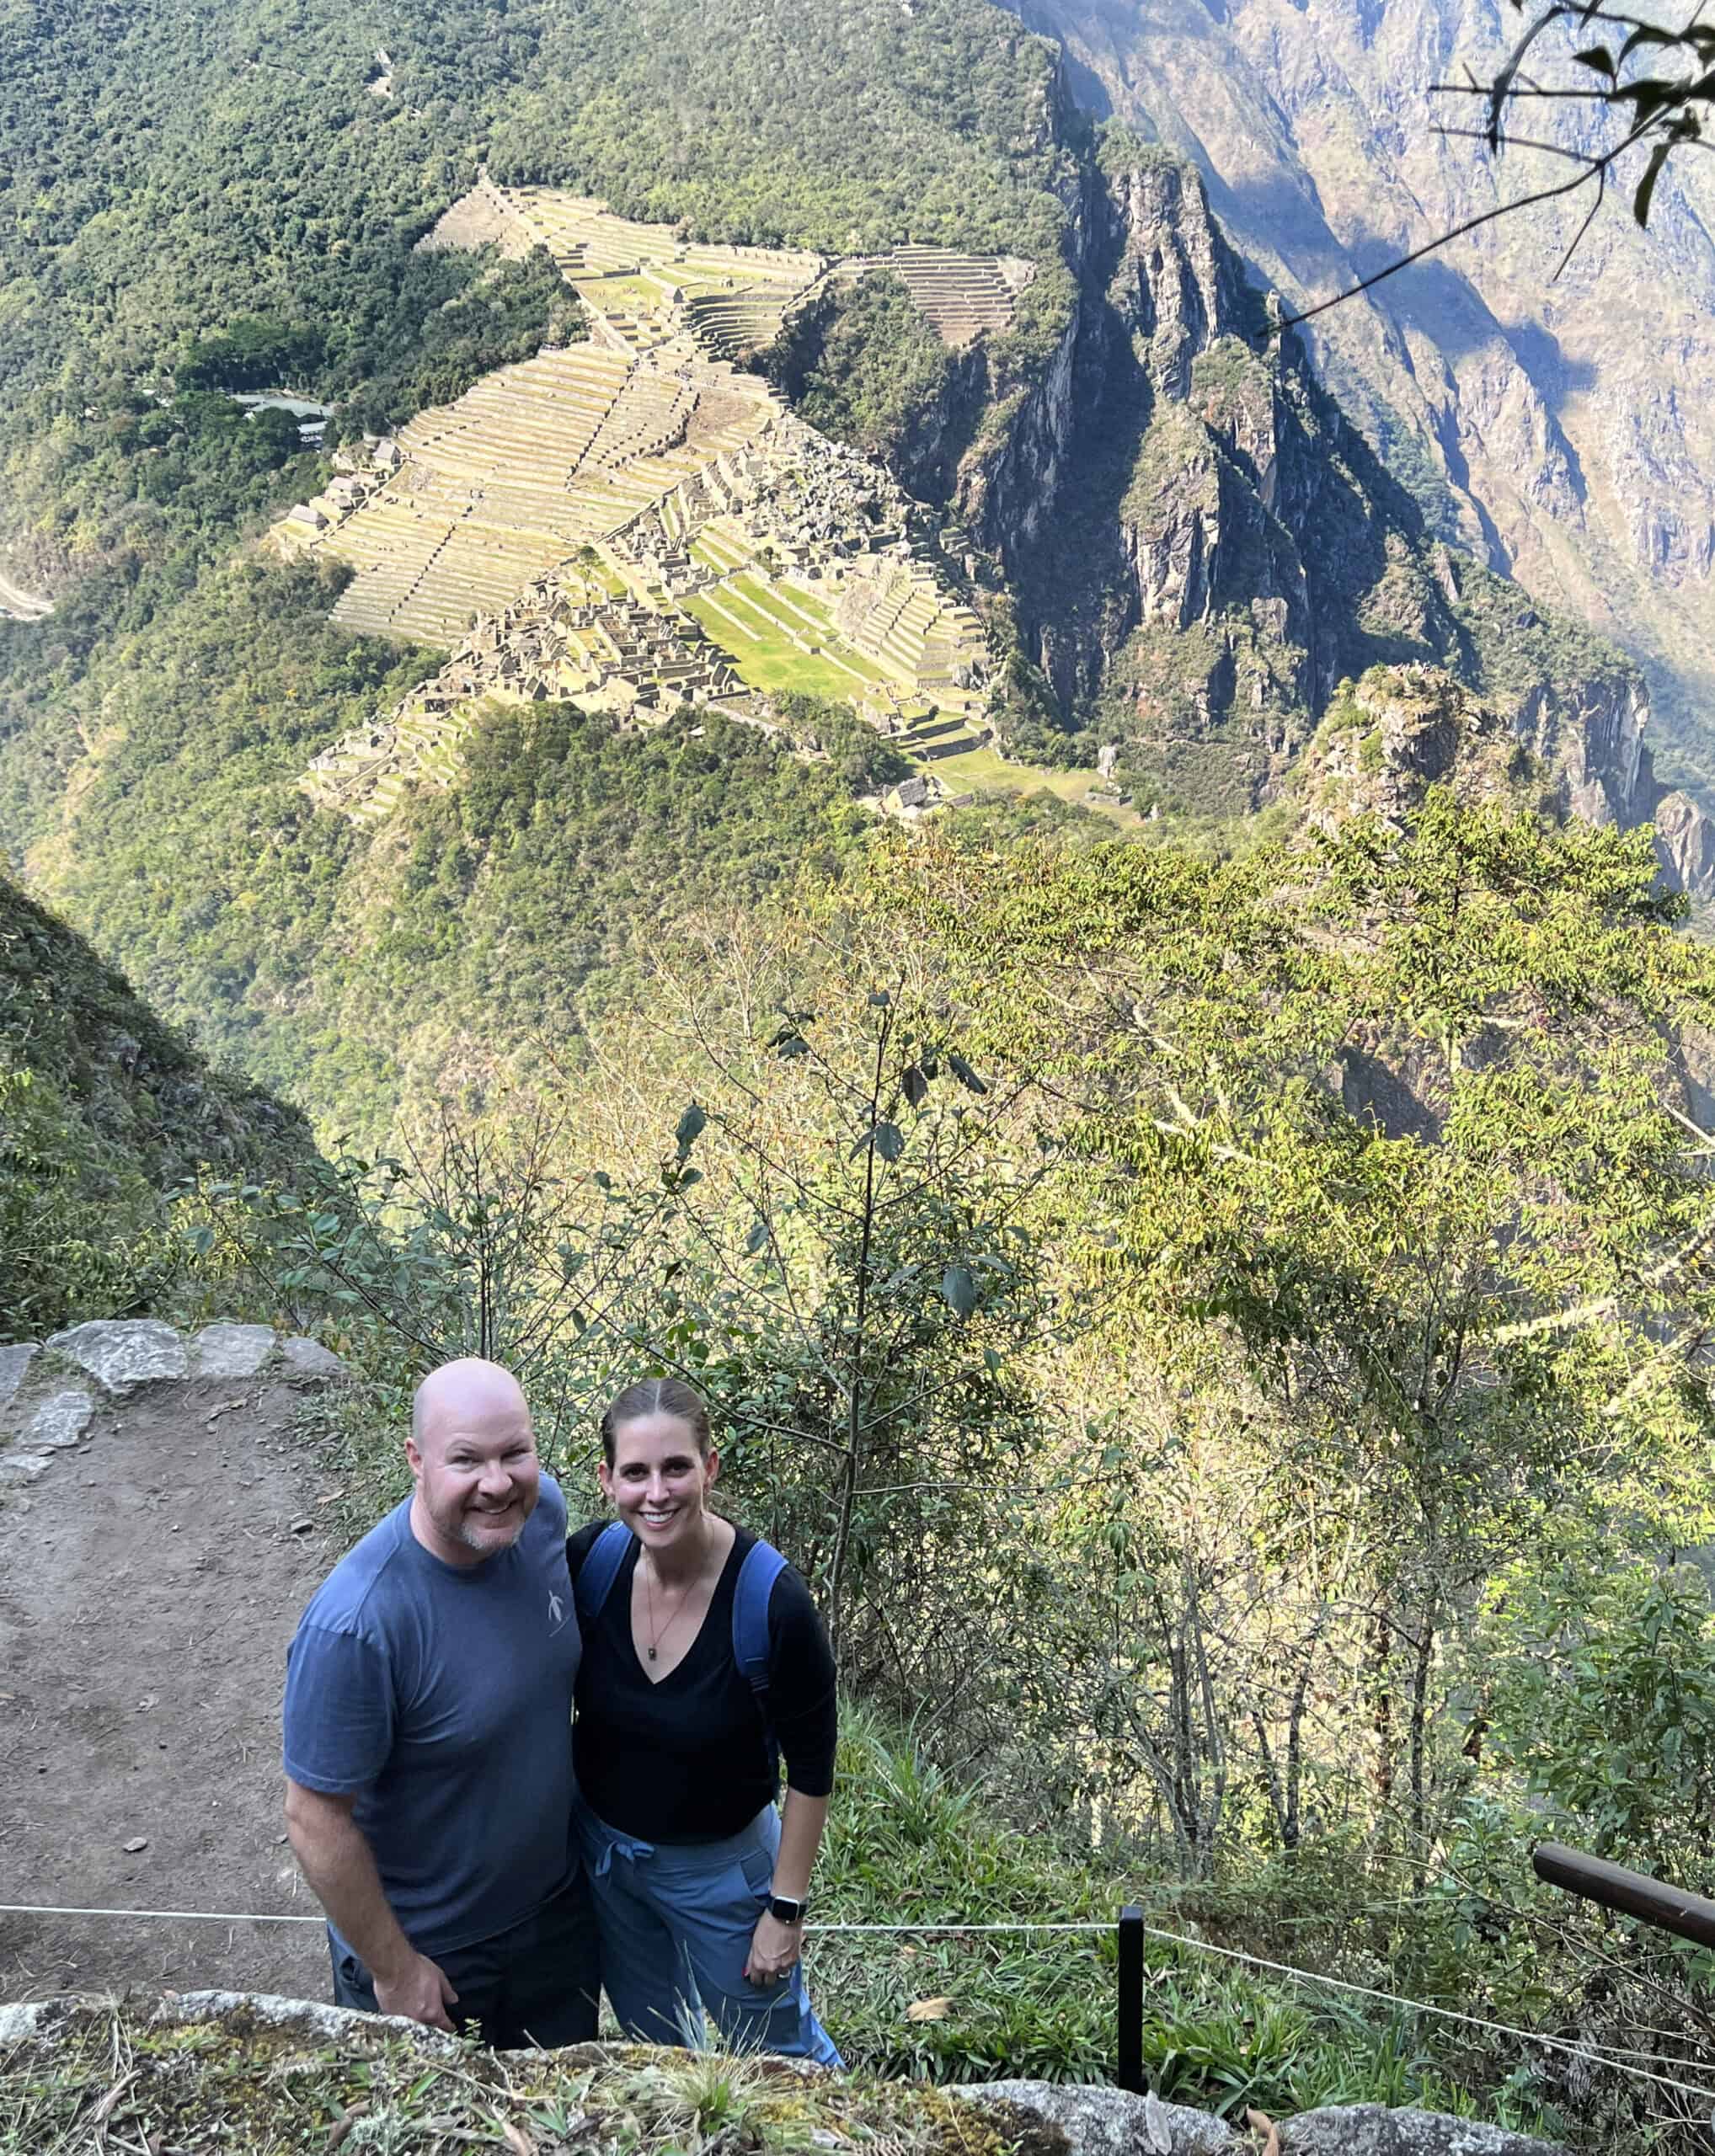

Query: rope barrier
<box><xmin>0</xmin><ymin>1903</ymin><xmax>324</xmax><ymax>1927</ymax></box>
<box><xmin>1137</xmin><ymin>1920</ymin><xmax>1715</xmax><ymax>2106</ymax></box>
<box><xmin>7</xmin><ymin>1903</ymin><xmax>1715</xmax><ymax>2105</ymax></box>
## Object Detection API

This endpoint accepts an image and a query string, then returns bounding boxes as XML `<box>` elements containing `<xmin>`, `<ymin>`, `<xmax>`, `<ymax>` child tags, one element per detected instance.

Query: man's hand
<box><xmin>744</xmin><ymin>1910</ymin><xmax>804</xmax><ymax>1988</ymax></box>
<box><xmin>374</xmin><ymin>1950</ymin><xmax>460</xmax><ymax>2031</ymax></box>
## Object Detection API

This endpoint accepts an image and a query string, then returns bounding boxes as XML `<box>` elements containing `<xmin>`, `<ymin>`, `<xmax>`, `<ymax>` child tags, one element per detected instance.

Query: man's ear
<box><xmin>405</xmin><ymin>1435</ymin><xmax>423</xmax><ymax>1483</ymax></box>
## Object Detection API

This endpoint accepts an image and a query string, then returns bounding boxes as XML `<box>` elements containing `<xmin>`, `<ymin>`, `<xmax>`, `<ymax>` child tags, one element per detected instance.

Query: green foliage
<box><xmin>322</xmin><ymin>248</ymin><xmax>586</xmax><ymax>443</ymax></box>
<box><xmin>1</xmin><ymin>555</ymin><xmax>435</xmax><ymax>1113</ymax></box>
<box><xmin>187</xmin><ymin>1101</ymin><xmax>690</xmax><ymax>1469</ymax></box>
<box><xmin>1483</xmin><ymin>1556</ymin><xmax>1715</xmax><ymax>1868</ymax></box>
<box><xmin>176</xmin><ymin>317</ymin><xmax>325</xmax><ymax>393</ymax></box>
<box><xmin>0</xmin><ymin>0</ymin><xmax>1071</xmax><ymax>439</ymax></box>
<box><xmin>761</xmin><ymin>276</ymin><xmax>960</xmax><ymax>472</ymax></box>
<box><xmin>0</xmin><ymin>867</ymin><xmax>313</xmax><ymax>1336</ymax></box>
<box><xmin>556</xmin><ymin>939</ymin><xmax>1061</xmax><ymax>1673</ymax></box>
<box><xmin>772</xmin><ymin>692</ymin><xmax>915</xmax><ymax>791</ymax></box>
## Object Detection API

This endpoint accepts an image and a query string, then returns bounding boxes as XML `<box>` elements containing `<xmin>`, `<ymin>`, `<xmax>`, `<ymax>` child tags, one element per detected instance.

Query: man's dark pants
<box><xmin>330</xmin><ymin>1868</ymin><xmax>600</xmax><ymax>2048</ymax></box>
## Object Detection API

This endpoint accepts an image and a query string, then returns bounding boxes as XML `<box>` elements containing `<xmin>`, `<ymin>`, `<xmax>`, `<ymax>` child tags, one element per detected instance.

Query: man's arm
<box><xmin>283</xmin><ymin>1778</ymin><xmax>459</xmax><ymax>2030</ymax></box>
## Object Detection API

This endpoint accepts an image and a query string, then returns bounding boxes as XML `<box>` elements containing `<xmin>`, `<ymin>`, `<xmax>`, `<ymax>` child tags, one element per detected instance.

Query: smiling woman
<box><xmin>568</xmin><ymin>1376</ymin><xmax>842</xmax><ymax>2063</ymax></box>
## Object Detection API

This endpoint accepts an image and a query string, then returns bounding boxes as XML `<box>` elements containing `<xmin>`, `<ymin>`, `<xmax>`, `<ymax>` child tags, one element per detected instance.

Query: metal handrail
<box><xmin>1533</xmin><ymin>1840</ymin><xmax>1715</xmax><ymax>1951</ymax></box>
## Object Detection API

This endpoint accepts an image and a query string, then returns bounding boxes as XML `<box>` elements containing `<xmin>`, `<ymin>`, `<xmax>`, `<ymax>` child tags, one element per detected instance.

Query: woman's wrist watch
<box><xmin>767</xmin><ymin>1893</ymin><xmax>807</xmax><ymax>1924</ymax></box>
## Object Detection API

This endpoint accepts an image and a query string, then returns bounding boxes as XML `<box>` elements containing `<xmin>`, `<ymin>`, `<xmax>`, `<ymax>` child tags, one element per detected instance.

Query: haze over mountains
<box><xmin>1016</xmin><ymin>0</ymin><xmax>1715</xmax><ymax>794</ymax></box>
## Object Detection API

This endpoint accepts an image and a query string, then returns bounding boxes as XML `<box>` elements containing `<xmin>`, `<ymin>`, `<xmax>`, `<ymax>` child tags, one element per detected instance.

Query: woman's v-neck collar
<box><xmin>627</xmin><ymin>1522</ymin><xmax>741</xmax><ymax>1684</ymax></box>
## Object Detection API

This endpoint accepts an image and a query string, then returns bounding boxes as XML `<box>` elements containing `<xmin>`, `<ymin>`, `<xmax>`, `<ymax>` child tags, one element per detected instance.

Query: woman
<box><xmin>568</xmin><ymin>1376</ymin><xmax>841</xmax><ymax>2063</ymax></box>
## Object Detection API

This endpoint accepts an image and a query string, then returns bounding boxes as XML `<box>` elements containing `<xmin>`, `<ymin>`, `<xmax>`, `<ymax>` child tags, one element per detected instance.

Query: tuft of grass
<box><xmin>0</xmin><ymin>2007</ymin><xmax>1016</xmax><ymax>2156</ymax></box>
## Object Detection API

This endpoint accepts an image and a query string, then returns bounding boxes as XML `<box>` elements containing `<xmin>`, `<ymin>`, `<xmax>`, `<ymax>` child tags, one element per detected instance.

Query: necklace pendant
<box><xmin>647</xmin><ymin>1646</ymin><xmax>658</xmax><ymax>1661</ymax></box>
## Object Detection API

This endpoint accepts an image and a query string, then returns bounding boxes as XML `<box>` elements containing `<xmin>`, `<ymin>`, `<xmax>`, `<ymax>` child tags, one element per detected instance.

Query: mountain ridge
<box><xmin>1006</xmin><ymin>0</ymin><xmax>1715</xmax><ymax>798</ymax></box>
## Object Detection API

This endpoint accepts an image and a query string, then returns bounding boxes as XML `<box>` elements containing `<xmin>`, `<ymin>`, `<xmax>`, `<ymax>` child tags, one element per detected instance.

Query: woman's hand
<box><xmin>745</xmin><ymin>1908</ymin><xmax>804</xmax><ymax>1986</ymax></box>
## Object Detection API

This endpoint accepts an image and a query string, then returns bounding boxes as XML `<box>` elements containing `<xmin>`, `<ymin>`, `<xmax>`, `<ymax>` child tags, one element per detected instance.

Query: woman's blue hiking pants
<box><xmin>574</xmin><ymin>1796</ymin><xmax>842</xmax><ymax>2065</ymax></box>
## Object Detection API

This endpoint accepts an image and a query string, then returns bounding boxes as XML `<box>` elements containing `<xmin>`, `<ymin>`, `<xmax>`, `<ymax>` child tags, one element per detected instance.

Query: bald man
<box><xmin>282</xmin><ymin>1358</ymin><xmax>598</xmax><ymax>2044</ymax></box>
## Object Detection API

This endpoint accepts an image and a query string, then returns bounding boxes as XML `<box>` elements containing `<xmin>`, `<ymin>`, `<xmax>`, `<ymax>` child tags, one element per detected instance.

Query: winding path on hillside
<box><xmin>0</xmin><ymin>1322</ymin><xmax>350</xmax><ymax>2004</ymax></box>
<box><xmin>0</xmin><ymin>567</ymin><xmax>52</xmax><ymax>622</ymax></box>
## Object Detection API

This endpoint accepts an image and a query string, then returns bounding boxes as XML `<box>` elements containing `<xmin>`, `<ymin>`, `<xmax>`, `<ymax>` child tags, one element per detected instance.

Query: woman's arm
<box><xmin>745</xmin><ymin>1785</ymin><xmax>829</xmax><ymax>1984</ymax></box>
<box><xmin>771</xmin><ymin>1785</ymin><xmax>828</xmax><ymax>1902</ymax></box>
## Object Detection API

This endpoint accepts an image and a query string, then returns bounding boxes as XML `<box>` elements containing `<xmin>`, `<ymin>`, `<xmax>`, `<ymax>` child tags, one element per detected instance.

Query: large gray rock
<box><xmin>158</xmin><ymin>1990</ymin><xmax>453</xmax><ymax>2049</ymax></box>
<box><xmin>1282</xmin><ymin>2109</ymin><xmax>1560</xmax><ymax>2155</ymax></box>
<box><xmin>280</xmin><ymin>1336</ymin><xmax>346</xmax><ymax>1380</ymax></box>
<box><xmin>0</xmin><ymin>1451</ymin><xmax>51</xmax><ymax>1482</ymax></box>
<box><xmin>27</xmin><ymin>1391</ymin><xmax>94</xmax><ymax>1449</ymax></box>
<box><xmin>45</xmin><ymin>1320</ymin><xmax>188</xmax><ymax>1396</ymax></box>
<box><xmin>0</xmin><ymin>1342</ymin><xmax>38</xmax><ymax>1418</ymax></box>
<box><xmin>966</xmin><ymin>2081</ymin><xmax>1231</xmax><ymax>2154</ymax></box>
<box><xmin>192</xmin><ymin>1321</ymin><xmax>278</xmax><ymax>1379</ymax></box>
<box><xmin>963</xmin><ymin>2084</ymin><xmax>1562</xmax><ymax>2156</ymax></box>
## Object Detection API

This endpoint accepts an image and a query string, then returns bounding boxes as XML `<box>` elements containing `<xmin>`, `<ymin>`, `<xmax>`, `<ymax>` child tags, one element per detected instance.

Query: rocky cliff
<box><xmin>926</xmin><ymin>128</ymin><xmax>1715</xmax><ymax>882</ymax></box>
<box><xmin>1006</xmin><ymin>0</ymin><xmax>1715</xmax><ymax>803</ymax></box>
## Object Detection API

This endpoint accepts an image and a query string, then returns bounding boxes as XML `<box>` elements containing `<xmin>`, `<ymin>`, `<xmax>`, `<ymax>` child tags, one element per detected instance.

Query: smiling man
<box><xmin>281</xmin><ymin>1358</ymin><xmax>597</xmax><ymax>2045</ymax></box>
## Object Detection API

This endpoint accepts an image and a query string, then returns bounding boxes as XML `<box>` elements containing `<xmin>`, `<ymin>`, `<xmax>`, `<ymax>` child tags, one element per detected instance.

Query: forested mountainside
<box><xmin>0</xmin><ymin>867</ymin><xmax>316</xmax><ymax>1332</ymax></box>
<box><xmin>3</xmin><ymin>0</ymin><xmax>1701</xmax><ymax>1139</ymax></box>
<box><xmin>1009</xmin><ymin>0</ymin><xmax>1715</xmax><ymax>799</ymax></box>
<box><xmin>10</xmin><ymin>0</ymin><xmax>1715</xmax><ymax>2142</ymax></box>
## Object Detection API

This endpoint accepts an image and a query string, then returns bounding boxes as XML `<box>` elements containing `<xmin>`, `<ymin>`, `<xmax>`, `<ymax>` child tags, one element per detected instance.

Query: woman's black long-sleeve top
<box><xmin>568</xmin><ymin>1519</ymin><xmax>837</xmax><ymax>1844</ymax></box>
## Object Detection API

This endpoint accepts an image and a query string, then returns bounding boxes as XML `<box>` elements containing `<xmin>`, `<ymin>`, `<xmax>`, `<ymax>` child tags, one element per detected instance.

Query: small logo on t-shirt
<box><xmin>548</xmin><ymin>1589</ymin><xmax>566</xmax><ymax>1631</ymax></box>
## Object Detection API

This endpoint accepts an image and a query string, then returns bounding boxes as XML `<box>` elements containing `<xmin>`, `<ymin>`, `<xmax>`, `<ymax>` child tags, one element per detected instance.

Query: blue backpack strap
<box><xmin>573</xmin><ymin>1520</ymin><xmax>633</xmax><ymax>1628</ymax></box>
<box><xmin>732</xmin><ymin>1539</ymin><xmax>788</xmax><ymax>1757</ymax></box>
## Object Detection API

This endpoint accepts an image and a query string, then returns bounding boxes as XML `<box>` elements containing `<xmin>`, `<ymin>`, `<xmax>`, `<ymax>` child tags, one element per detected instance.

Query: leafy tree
<box><xmin>876</xmin><ymin>795</ymin><xmax>1715</xmax><ymax>1880</ymax></box>
<box><xmin>570</xmin><ymin>913</ymin><xmax>1064</xmax><ymax>1679</ymax></box>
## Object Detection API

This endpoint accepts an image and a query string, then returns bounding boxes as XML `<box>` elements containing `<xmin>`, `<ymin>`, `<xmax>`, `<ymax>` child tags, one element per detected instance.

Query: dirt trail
<box><xmin>0</xmin><ymin>1348</ymin><xmax>350</xmax><ymax>2004</ymax></box>
<box><xmin>0</xmin><ymin>565</ymin><xmax>52</xmax><ymax>620</ymax></box>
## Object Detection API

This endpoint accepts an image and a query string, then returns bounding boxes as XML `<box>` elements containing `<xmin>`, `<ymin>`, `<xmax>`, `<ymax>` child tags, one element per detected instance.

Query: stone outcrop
<box><xmin>970</xmin><ymin>2081</ymin><xmax>1560</xmax><ymax>2155</ymax></box>
<box><xmin>0</xmin><ymin>1320</ymin><xmax>346</xmax><ymax>1487</ymax></box>
<box><xmin>1651</xmin><ymin>787</ymin><xmax>1715</xmax><ymax>903</ymax></box>
<box><xmin>1299</xmin><ymin>665</ymin><xmax>1562</xmax><ymax>839</ymax></box>
<box><xmin>0</xmin><ymin>1996</ymin><xmax>1564</xmax><ymax>2153</ymax></box>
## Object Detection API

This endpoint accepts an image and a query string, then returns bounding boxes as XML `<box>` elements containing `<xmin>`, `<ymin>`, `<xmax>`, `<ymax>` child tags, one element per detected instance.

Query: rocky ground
<box><xmin>0</xmin><ymin>1993</ymin><xmax>1563</xmax><ymax>2154</ymax></box>
<box><xmin>0</xmin><ymin>1321</ymin><xmax>348</xmax><ymax>2007</ymax></box>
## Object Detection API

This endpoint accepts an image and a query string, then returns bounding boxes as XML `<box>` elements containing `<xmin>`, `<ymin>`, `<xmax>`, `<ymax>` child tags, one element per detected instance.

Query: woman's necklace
<box><xmin>642</xmin><ymin>1530</ymin><xmax>717</xmax><ymax>1662</ymax></box>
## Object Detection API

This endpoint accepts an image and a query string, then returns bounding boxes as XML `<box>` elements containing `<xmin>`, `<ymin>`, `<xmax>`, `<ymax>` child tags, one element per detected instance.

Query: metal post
<box><xmin>1116</xmin><ymin>1903</ymin><xmax>1146</xmax><ymax>2095</ymax></box>
<box><xmin>1533</xmin><ymin>1841</ymin><xmax>1715</xmax><ymax>1950</ymax></box>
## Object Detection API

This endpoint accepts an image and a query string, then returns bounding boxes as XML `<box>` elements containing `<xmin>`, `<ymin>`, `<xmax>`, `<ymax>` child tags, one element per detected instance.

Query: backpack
<box><xmin>573</xmin><ymin>1521</ymin><xmax>787</xmax><ymax>1765</ymax></box>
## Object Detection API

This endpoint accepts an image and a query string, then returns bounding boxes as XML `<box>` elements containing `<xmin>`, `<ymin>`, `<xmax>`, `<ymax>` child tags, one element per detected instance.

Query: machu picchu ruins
<box><xmin>291</xmin><ymin>183</ymin><xmax>1010</xmax><ymax>822</ymax></box>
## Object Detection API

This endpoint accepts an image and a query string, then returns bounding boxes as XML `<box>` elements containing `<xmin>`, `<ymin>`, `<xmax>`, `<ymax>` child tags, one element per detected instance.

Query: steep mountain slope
<box><xmin>0</xmin><ymin>869</ymin><xmax>317</xmax><ymax>1330</ymax></box>
<box><xmin>948</xmin><ymin>141</ymin><xmax>1696</xmax><ymax>856</ymax></box>
<box><xmin>1</xmin><ymin>0</ymin><xmax>1703</xmax><ymax>1157</ymax></box>
<box><xmin>1010</xmin><ymin>0</ymin><xmax>1715</xmax><ymax>796</ymax></box>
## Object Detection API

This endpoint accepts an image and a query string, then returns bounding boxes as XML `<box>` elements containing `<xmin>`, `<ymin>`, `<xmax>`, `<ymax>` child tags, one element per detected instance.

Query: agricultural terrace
<box><xmin>289</xmin><ymin>191</ymin><xmax>1023</xmax><ymax>819</ymax></box>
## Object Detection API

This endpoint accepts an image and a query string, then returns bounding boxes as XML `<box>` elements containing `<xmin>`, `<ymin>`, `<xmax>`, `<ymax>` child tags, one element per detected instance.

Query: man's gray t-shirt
<box><xmin>282</xmin><ymin>1475</ymin><xmax>580</xmax><ymax>1957</ymax></box>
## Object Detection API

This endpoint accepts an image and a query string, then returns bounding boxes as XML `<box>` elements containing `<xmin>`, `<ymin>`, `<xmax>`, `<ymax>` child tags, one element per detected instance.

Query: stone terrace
<box><xmin>288</xmin><ymin>191</ymin><xmax>995</xmax><ymax>808</ymax></box>
<box><xmin>837</xmin><ymin>248</ymin><xmax>1031</xmax><ymax>346</ymax></box>
<box><xmin>309</xmin><ymin>339</ymin><xmax>780</xmax><ymax>646</ymax></box>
